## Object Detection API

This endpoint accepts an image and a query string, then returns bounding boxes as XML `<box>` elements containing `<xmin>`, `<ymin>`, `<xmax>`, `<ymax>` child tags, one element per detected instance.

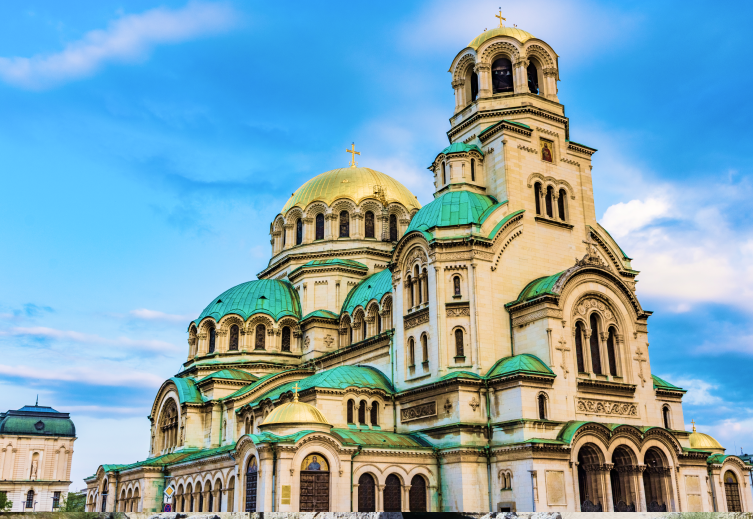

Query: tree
<box><xmin>0</xmin><ymin>492</ymin><xmax>12</xmax><ymax>512</ymax></box>
<box><xmin>59</xmin><ymin>491</ymin><xmax>86</xmax><ymax>512</ymax></box>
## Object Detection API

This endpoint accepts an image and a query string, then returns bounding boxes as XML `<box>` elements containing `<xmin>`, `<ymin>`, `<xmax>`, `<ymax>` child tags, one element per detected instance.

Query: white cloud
<box><xmin>130</xmin><ymin>308</ymin><xmax>193</xmax><ymax>323</ymax></box>
<box><xmin>0</xmin><ymin>364</ymin><xmax>163</xmax><ymax>387</ymax></box>
<box><xmin>1</xmin><ymin>326</ymin><xmax>178</xmax><ymax>352</ymax></box>
<box><xmin>600</xmin><ymin>197</ymin><xmax>670</xmax><ymax>238</ymax></box>
<box><xmin>666</xmin><ymin>376</ymin><xmax>722</xmax><ymax>406</ymax></box>
<box><xmin>0</xmin><ymin>1</ymin><xmax>238</xmax><ymax>89</ymax></box>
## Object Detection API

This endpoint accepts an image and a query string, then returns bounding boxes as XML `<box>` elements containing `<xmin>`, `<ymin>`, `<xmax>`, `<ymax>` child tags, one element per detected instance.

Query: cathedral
<box><xmin>85</xmin><ymin>16</ymin><xmax>752</xmax><ymax>514</ymax></box>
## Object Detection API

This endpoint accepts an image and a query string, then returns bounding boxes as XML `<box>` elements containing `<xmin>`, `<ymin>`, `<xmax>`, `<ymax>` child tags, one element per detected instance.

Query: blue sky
<box><xmin>1</xmin><ymin>0</ymin><xmax>751</xmax><ymax>488</ymax></box>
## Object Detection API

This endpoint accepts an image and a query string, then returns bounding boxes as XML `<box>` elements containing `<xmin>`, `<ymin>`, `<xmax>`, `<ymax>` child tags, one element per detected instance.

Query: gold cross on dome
<box><xmin>496</xmin><ymin>8</ymin><xmax>506</xmax><ymax>28</ymax></box>
<box><xmin>691</xmin><ymin>419</ymin><xmax>696</xmax><ymax>432</ymax></box>
<box><xmin>346</xmin><ymin>142</ymin><xmax>361</xmax><ymax>168</ymax></box>
<box><xmin>292</xmin><ymin>383</ymin><xmax>300</xmax><ymax>401</ymax></box>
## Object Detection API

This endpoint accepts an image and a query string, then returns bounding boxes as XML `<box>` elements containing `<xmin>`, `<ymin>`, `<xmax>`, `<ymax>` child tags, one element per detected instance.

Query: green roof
<box><xmin>595</xmin><ymin>223</ymin><xmax>630</xmax><ymax>260</ymax></box>
<box><xmin>486</xmin><ymin>354</ymin><xmax>555</xmax><ymax>379</ymax></box>
<box><xmin>486</xmin><ymin>209</ymin><xmax>524</xmax><ymax>239</ymax></box>
<box><xmin>100</xmin><ymin>444</ymin><xmax>235</xmax><ymax>474</ymax></box>
<box><xmin>341</xmin><ymin>268</ymin><xmax>392</xmax><ymax>315</ymax></box>
<box><xmin>170</xmin><ymin>377</ymin><xmax>205</xmax><ymax>404</ymax></box>
<box><xmin>193</xmin><ymin>279</ymin><xmax>301</xmax><ymax>326</ymax></box>
<box><xmin>438</xmin><ymin>371</ymin><xmax>482</xmax><ymax>382</ymax></box>
<box><xmin>301</xmin><ymin>309</ymin><xmax>339</xmax><ymax>321</ymax></box>
<box><xmin>224</xmin><ymin>370</ymin><xmax>299</xmax><ymax>401</ymax></box>
<box><xmin>652</xmin><ymin>374</ymin><xmax>686</xmax><ymax>392</ymax></box>
<box><xmin>406</xmin><ymin>191</ymin><xmax>500</xmax><ymax>234</ymax></box>
<box><xmin>290</xmin><ymin>259</ymin><xmax>368</xmax><ymax>276</ymax></box>
<box><xmin>507</xmin><ymin>271</ymin><xmax>564</xmax><ymax>306</ymax></box>
<box><xmin>248</xmin><ymin>430</ymin><xmax>316</xmax><ymax>444</ymax></box>
<box><xmin>198</xmin><ymin>369</ymin><xmax>259</xmax><ymax>383</ymax></box>
<box><xmin>250</xmin><ymin>365</ymin><xmax>394</xmax><ymax>406</ymax></box>
<box><xmin>0</xmin><ymin>405</ymin><xmax>75</xmax><ymax>438</ymax></box>
<box><xmin>331</xmin><ymin>428</ymin><xmax>433</xmax><ymax>449</ymax></box>
<box><xmin>707</xmin><ymin>454</ymin><xmax>731</xmax><ymax>465</ymax></box>
<box><xmin>437</xmin><ymin>142</ymin><xmax>484</xmax><ymax>159</ymax></box>
<box><xmin>478</xmin><ymin>119</ymin><xmax>532</xmax><ymax>138</ymax></box>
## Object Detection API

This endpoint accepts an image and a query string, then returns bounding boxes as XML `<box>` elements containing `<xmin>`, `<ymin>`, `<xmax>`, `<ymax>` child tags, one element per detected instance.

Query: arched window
<box><xmin>27</xmin><ymin>489</ymin><xmax>35</xmax><ymax>509</ymax></box>
<box><xmin>409</xmin><ymin>474</ymin><xmax>427</xmax><ymax>511</ymax></box>
<box><xmin>296</xmin><ymin>218</ymin><xmax>303</xmax><ymax>245</ymax></box>
<box><xmin>471</xmin><ymin>72</ymin><xmax>479</xmax><ymax>102</ymax></box>
<box><xmin>245</xmin><ymin>457</ymin><xmax>258</xmax><ymax>512</ymax></box>
<box><xmin>347</xmin><ymin>400</ymin><xmax>355</xmax><ymax>423</ymax></box>
<box><xmin>358</xmin><ymin>473</ymin><xmax>376</xmax><ymax>512</ymax></box>
<box><xmin>724</xmin><ymin>471</ymin><xmax>742</xmax><ymax>512</ymax></box>
<box><xmin>186</xmin><ymin>484</ymin><xmax>193</xmax><ymax>512</ymax></box>
<box><xmin>471</xmin><ymin>158</ymin><xmax>476</xmax><ymax>181</ymax></box>
<box><xmin>455</xmin><ymin>329</ymin><xmax>464</xmax><ymax>358</ymax></box>
<box><xmin>349</xmin><ymin>324</ymin><xmax>353</xmax><ymax>345</ymax></box>
<box><xmin>229</xmin><ymin>324</ymin><xmax>239</xmax><ymax>351</ymax></box>
<box><xmin>365</xmin><ymin>211</ymin><xmax>375</xmax><ymax>238</ymax></box>
<box><xmin>421</xmin><ymin>334</ymin><xmax>428</xmax><ymax>363</ymax></box>
<box><xmin>545</xmin><ymin>186</ymin><xmax>554</xmax><ymax>218</ymax></box>
<box><xmin>453</xmin><ymin>276</ymin><xmax>461</xmax><ymax>297</ymax></box>
<box><xmin>362</xmin><ymin>318</ymin><xmax>366</xmax><ymax>340</ymax></box>
<box><xmin>389</xmin><ymin>214</ymin><xmax>398</xmax><ymax>242</ymax></box>
<box><xmin>339</xmin><ymin>210</ymin><xmax>350</xmax><ymax>237</ymax></box>
<box><xmin>558</xmin><ymin>189</ymin><xmax>567</xmax><ymax>220</ymax></box>
<box><xmin>377</xmin><ymin>311</ymin><xmax>382</xmax><ymax>334</ymax></box>
<box><xmin>282</xmin><ymin>225</ymin><xmax>286</xmax><ymax>247</ymax></box>
<box><xmin>408</xmin><ymin>338</ymin><xmax>415</xmax><ymax>366</ymax></box>
<box><xmin>527</xmin><ymin>62</ymin><xmax>539</xmax><ymax>94</ymax></box>
<box><xmin>281</xmin><ymin>326</ymin><xmax>291</xmax><ymax>352</ymax></box>
<box><xmin>415</xmin><ymin>265</ymin><xmax>422</xmax><ymax>305</ymax></box>
<box><xmin>574</xmin><ymin>321</ymin><xmax>586</xmax><ymax>373</ymax></box>
<box><xmin>255</xmin><ymin>324</ymin><xmax>266</xmax><ymax>350</ymax></box>
<box><xmin>589</xmin><ymin>313</ymin><xmax>602</xmax><ymax>375</ymax></box>
<box><xmin>491</xmin><ymin>57</ymin><xmax>513</xmax><ymax>93</ymax></box>
<box><xmin>370</xmin><ymin>402</ymin><xmax>378</xmax><ymax>425</ymax></box>
<box><xmin>384</xmin><ymin>474</ymin><xmax>402</xmax><ymax>512</ymax></box>
<box><xmin>662</xmin><ymin>406</ymin><xmax>671</xmax><ymax>429</ymax></box>
<box><xmin>358</xmin><ymin>400</ymin><xmax>366</xmax><ymax>424</ymax></box>
<box><xmin>534</xmin><ymin>182</ymin><xmax>542</xmax><ymax>215</ymax></box>
<box><xmin>315</xmin><ymin>213</ymin><xmax>324</xmax><ymax>240</ymax></box>
<box><xmin>406</xmin><ymin>274</ymin><xmax>414</xmax><ymax>307</ymax></box>
<box><xmin>208</xmin><ymin>327</ymin><xmax>216</xmax><ymax>353</ymax></box>
<box><xmin>538</xmin><ymin>394</ymin><xmax>547</xmax><ymax>420</ymax></box>
<box><xmin>441</xmin><ymin>161</ymin><xmax>446</xmax><ymax>184</ymax></box>
<box><xmin>606</xmin><ymin>326</ymin><xmax>618</xmax><ymax>376</ymax></box>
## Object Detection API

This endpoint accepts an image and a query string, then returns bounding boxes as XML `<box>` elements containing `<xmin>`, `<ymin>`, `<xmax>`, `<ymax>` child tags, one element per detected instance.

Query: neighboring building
<box><xmin>0</xmin><ymin>404</ymin><xmax>76</xmax><ymax>512</ymax></box>
<box><xmin>85</xmin><ymin>14</ymin><xmax>753</xmax><ymax>514</ymax></box>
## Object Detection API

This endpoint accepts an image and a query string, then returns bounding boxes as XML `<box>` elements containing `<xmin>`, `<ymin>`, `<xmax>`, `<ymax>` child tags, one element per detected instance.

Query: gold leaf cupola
<box><xmin>259</xmin><ymin>383</ymin><xmax>332</xmax><ymax>435</ymax></box>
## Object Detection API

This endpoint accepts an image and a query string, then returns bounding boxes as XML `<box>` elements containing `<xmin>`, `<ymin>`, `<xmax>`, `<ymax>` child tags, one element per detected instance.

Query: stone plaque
<box><xmin>400</xmin><ymin>401</ymin><xmax>437</xmax><ymax>422</ymax></box>
<box><xmin>575</xmin><ymin>398</ymin><xmax>638</xmax><ymax>417</ymax></box>
<box><xmin>685</xmin><ymin>475</ymin><xmax>701</xmax><ymax>494</ymax></box>
<box><xmin>687</xmin><ymin>494</ymin><xmax>702</xmax><ymax>512</ymax></box>
<box><xmin>281</xmin><ymin>485</ymin><xmax>291</xmax><ymax>505</ymax></box>
<box><xmin>546</xmin><ymin>470</ymin><xmax>566</xmax><ymax>506</ymax></box>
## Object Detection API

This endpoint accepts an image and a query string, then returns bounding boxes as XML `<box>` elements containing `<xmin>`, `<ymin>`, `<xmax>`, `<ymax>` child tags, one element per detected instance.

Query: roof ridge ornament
<box><xmin>691</xmin><ymin>419</ymin><xmax>696</xmax><ymax>432</ymax></box>
<box><xmin>346</xmin><ymin>142</ymin><xmax>361</xmax><ymax>168</ymax></box>
<box><xmin>292</xmin><ymin>382</ymin><xmax>300</xmax><ymax>402</ymax></box>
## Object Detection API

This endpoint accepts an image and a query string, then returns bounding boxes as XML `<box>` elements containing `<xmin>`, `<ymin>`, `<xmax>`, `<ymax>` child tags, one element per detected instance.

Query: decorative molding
<box><xmin>576</xmin><ymin>398</ymin><xmax>638</xmax><ymax>417</ymax></box>
<box><xmin>518</xmin><ymin>144</ymin><xmax>537</xmax><ymax>154</ymax></box>
<box><xmin>404</xmin><ymin>308</ymin><xmax>430</xmax><ymax>330</ymax></box>
<box><xmin>401</xmin><ymin>401</ymin><xmax>437</xmax><ymax>422</ymax></box>
<box><xmin>577</xmin><ymin>378</ymin><xmax>636</xmax><ymax>396</ymax></box>
<box><xmin>446</xmin><ymin>305</ymin><xmax>471</xmax><ymax>317</ymax></box>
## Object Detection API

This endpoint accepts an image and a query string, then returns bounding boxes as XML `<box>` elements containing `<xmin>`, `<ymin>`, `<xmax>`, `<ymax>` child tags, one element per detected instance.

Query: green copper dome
<box><xmin>341</xmin><ymin>268</ymin><xmax>393</xmax><ymax>315</ymax></box>
<box><xmin>486</xmin><ymin>354</ymin><xmax>555</xmax><ymax>379</ymax></box>
<box><xmin>0</xmin><ymin>405</ymin><xmax>76</xmax><ymax>437</ymax></box>
<box><xmin>406</xmin><ymin>191</ymin><xmax>500</xmax><ymax>234</ymax></box>
<box><xmin>193</xmin><ymin>279</ymin><xmax>302</xmax><ymax>326</ymax></box>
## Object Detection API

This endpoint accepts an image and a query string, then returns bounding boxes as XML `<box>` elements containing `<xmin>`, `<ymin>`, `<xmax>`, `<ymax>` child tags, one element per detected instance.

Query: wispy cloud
<box><xmin>0</xmin><ymin>1</ymin><xmax>238</xmax><ymax>89</ymax></box>
<box><xmin>130</xmin><ymin>308</ymin><xmax>193</xmax><ymax>323</ymax></box>
<box><xmin>664</xmin><ymin>376</ymin><xmax>723</xmax><ymax>406</ymax></box>
<box><xmin>0</xmin><ymin>364</ymin><xmax>163</xmax><ymax>387</ymax></box>
<box><xmin>0</xmin><ymin>326</ymin><xmax>178</xmax><ymax>352</ymax></box>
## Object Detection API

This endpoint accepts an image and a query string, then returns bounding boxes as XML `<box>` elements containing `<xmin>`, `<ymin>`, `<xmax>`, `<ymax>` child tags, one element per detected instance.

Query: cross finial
<box><xmin>583</xmin><ymin>234</ymin><xmax>598</xmax><ymax>257</ymax></box>
<box><xmin>292</xmin><ymin>383</ymin><xmax>300</xmax><ymax>402</ymax></box>
<box><xmin>35</xmin><ymin>395</ymin><xmax>38</xmax><ymax>406</ymax></box>
<box><xmin>691</xmin><ymin>419</ymin><xmax>696</xmax><ymax>432</ymax></box>
<box><xmin>496</xmin><ymin>7</ymin><xmax>506</xmax><ymax>28</ymax></box>
<box><xmin>346</xmin><ymin>142</ymin><xmax>361</xmax><ymax>168</ymax></box>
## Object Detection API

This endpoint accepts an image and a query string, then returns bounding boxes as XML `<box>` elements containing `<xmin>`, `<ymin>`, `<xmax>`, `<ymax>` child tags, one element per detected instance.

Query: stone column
<box><xmin>352</xmin><ymin>483</ymin><xmax>359</xmax><ymax>513</ymax></box>
<box><xmin>604</xmin><ymin>464</ymin><xmax>615</xmax><ymax>511</ymax></box>
<box><xmin>543</xmin><ymin>67</ymin><xmax>559</xmax><ymax>102</ymax></box>
<box><xmin>452</xmin><ymin>80</ymin><xmax>465</xmax><ymax>113</ymax></box>
<box><xmin>637</xmin><ymin>465</ymin><xmax>647</xmax><ymax>511</ymax></box>
<box><xmin>403</xmin><ymin>484</ymin><xmax>411</xmax><ymax>512</ymax></box>
<box><xmin>476</xmin><ymin>63</ymin><xmax>491</xmax><ymax>98</ymax></box>
<box><xmin>210</xmin><ymin>403</ymin><xmax>221</xmax><ymax>448</ymax></box>
<box><xmin>513</xmin><ymin>59</ymin><xmax>529</xmax><ymax>94</ymax></box>
<box><xmin>600</xmin><ymin>331</ymin><xmax>610</xmax><ymax>377</ymax></box>
<box><xmin>572</xmin><ymin>461</ymin><xmax>582</xmax><ymax>510</ymax></box>
<box><xmin>302</xmin><ymin>217</ymin><xmax>313</xmax><ymax>244</ymax></box>
<box><xmin>352</xmin><ymin>213</ymin><xmax>364</xmax><ymax>239</ymax></box>
<box><xmin>435</xmin><ymin>265</ymin><xmax>447</xmax><ymax>374</ymax></box>
<box><xmin>376</xmin><ymin>484</ymin><xmax>386</xmax><ymax>512</ymax></box>
<box><xmin>325</xmin><ymin>213</ymin><xmax>336</xmax><ymax>240</ymax></box>
<box><xmin>468</xmin><ymin>262</ymin><xmax>479</xmax><ymax>371</ymax></box>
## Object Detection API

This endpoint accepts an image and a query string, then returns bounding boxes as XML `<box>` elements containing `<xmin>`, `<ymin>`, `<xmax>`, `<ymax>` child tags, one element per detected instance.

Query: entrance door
<box><xmin>300</xmin><ymin>453</ymin><xmax>330</xmax><ymax>512</ymax></box>
<box><xmin>724</xmin><ymin>471</ymin><xmax>742</xmax><ymax>512</ymax></box>
<box><xmin>358</xmin><ymin>473</ymin><xmax>376</xmax><ymax>512</ymax></box>
<box><xmin>245</xmin><ymin>457</ymin><xmax>258</xmax><ymax>512</ymax></box>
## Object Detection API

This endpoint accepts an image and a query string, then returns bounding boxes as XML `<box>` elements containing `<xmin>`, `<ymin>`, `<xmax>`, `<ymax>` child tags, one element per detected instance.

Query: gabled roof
<box><xmin>486</xmin><ymin>354</ymin><xmax>555</xmax><ymax>379</ymax></box>
<box><xmin>198</xmin><ymin>369</ymin><xmax>259</xmax><ymax>384</ymax></box>
<box><xmin>170</xmin><ymin>377</ymin><xmax>205</xmax><ymax>404</ymax></box>
<box><xmin>301</xmin><ymin>309</ymin><xmax>339</xmax><ymax>321</ymax></box>
<box><xmin>193</xmin><ymin>279</ymin><xmax>302</xmax><ymax>326</ymax></box>
<box><xmin>652</xmin><ymin>374</ymin><xmax>686</xmax><ymax>392</ymax></box>
<box><xmin>507</xmin><ymin>272</ymin><xmax>564</xmax><ymax>307</ymax></box>
<box><xmin>98</xmin><ymin>444</ymin><xmax>236</xmax><ymax>475</ymax></box>
<box><xmin>290</xmin><ymin>258</ymin><xmax>368</xmax><ymax>276</ymax></box>
<box><xmin>224</xmin><ymin>370</ymin><xmax>299</xmax><ymax>401</ymax></box>
<box><xmin>435</xmin><ymin>142</ymin><xmax>484</xmax><ymax>162</ymax></box>
<box><xmin>438</xmin><ymin>371</ymin><xmax>482</xmax><ymax>382</ymax></box>
<box><xmin>250</xmin><ymin>365</ymin><xmax>394</xmax><ymax>406</ymax></box>
<box><xmin>331</xmin><ymin>428</ymin><xmax>433</xmax><ymax>449</ymax></box>
<box><xmin>341</xmin><ymin>268</ymin><xmax>392</xmax><ymax>315</ymax></box>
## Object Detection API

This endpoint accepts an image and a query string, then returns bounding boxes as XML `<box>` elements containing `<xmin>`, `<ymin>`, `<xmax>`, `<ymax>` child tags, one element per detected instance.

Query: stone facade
<box><xmin>85</xmin><ymin>21</ymin><xmax>752</xmax><ymax>515</ymax></box>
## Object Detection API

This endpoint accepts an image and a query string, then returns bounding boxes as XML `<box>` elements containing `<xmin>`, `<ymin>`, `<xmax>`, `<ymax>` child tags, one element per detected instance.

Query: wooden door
<box><xmin>300</xmin><ymin>471</ymin><xmax>329</xmax><ymax>512</ymax></box>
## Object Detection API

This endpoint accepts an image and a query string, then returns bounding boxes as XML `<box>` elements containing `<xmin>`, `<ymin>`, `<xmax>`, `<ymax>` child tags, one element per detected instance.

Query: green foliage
<box><xmin>59</xmin><ymin>491</ymin><xmax>86</xmax><ymax>512</ymax></box>
<box><xmin>0</xmin><ymin>492</ymin><xmax>12</xmax><ymax>512</ymax></box>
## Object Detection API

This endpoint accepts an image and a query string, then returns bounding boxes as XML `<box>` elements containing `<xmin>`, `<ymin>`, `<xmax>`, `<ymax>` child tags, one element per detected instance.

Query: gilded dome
<box><xmin>689</xmin><ymin>429</ymin><xmax>724</xmax><ymax>451</ymax></box>
<box><xmin>468</xmin><ymin>27</ymin><xmax>534</xmax><ymax>49</ymax></box>
<box><xmin>261</xmin><ymin>398</ymin><xmax>331</xmax><ymax>426</ymax></box>
<box><xmin>281</xmin><ymin>167</ymin><xmax>420</xmax><ymax>215</ymax></box>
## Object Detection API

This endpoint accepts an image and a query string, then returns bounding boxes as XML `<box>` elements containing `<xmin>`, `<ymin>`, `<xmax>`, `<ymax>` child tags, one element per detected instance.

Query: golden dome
<box><xmin>689</xmin><ymin>430</ymin><xmax>724</xmax><ymax>450</ymax></box>
<box><xmin>281</xmin><ymin>167</ymin><xmax>421</xmax><ymax>215</ymax></box>
<box><xmin>261</xmin><ymin>394</ymin><xmax>331</xmax><ymax>426</ymax></box>
<box><xmin>468</xmin><ymin>27</ymin><xmax>534</xmax><ymax>49</ymax></box>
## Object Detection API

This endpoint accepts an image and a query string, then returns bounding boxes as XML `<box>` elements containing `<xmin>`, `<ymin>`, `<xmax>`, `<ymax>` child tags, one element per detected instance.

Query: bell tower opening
<box><xmin>527</xmin><ymin>62</ymin><xmax>539</xmax><ymax>94</ymax></box>
<box><xmin>492</xmin><ymin>57</ymin><xmax>513</xmax><ymax>93</ymax></box>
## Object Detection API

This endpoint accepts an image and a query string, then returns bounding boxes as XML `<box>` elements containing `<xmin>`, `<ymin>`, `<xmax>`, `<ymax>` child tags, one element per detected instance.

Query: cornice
<box><xmin>577</xmin><ymin>378</ymin><xmax>636</xmax><ymax>397</ymax></box>
<box><xmin>299</xmin><ymin>331</ymin><xmax>393</xmax><ymax>371</ymax></box>
<box><xmin>449</xmin><ymin>106</ymin><xmax>569</xmax><ymax>142</ymax></box>
<box><xmin>259</xmin><ymin>247</ymin><xmax>392</xmax><ymax>280</ymax></box>
<box><xmin>289</xmin><ymin>265</ymin><xmax>369</xmax><ymax>283</ymax></box>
